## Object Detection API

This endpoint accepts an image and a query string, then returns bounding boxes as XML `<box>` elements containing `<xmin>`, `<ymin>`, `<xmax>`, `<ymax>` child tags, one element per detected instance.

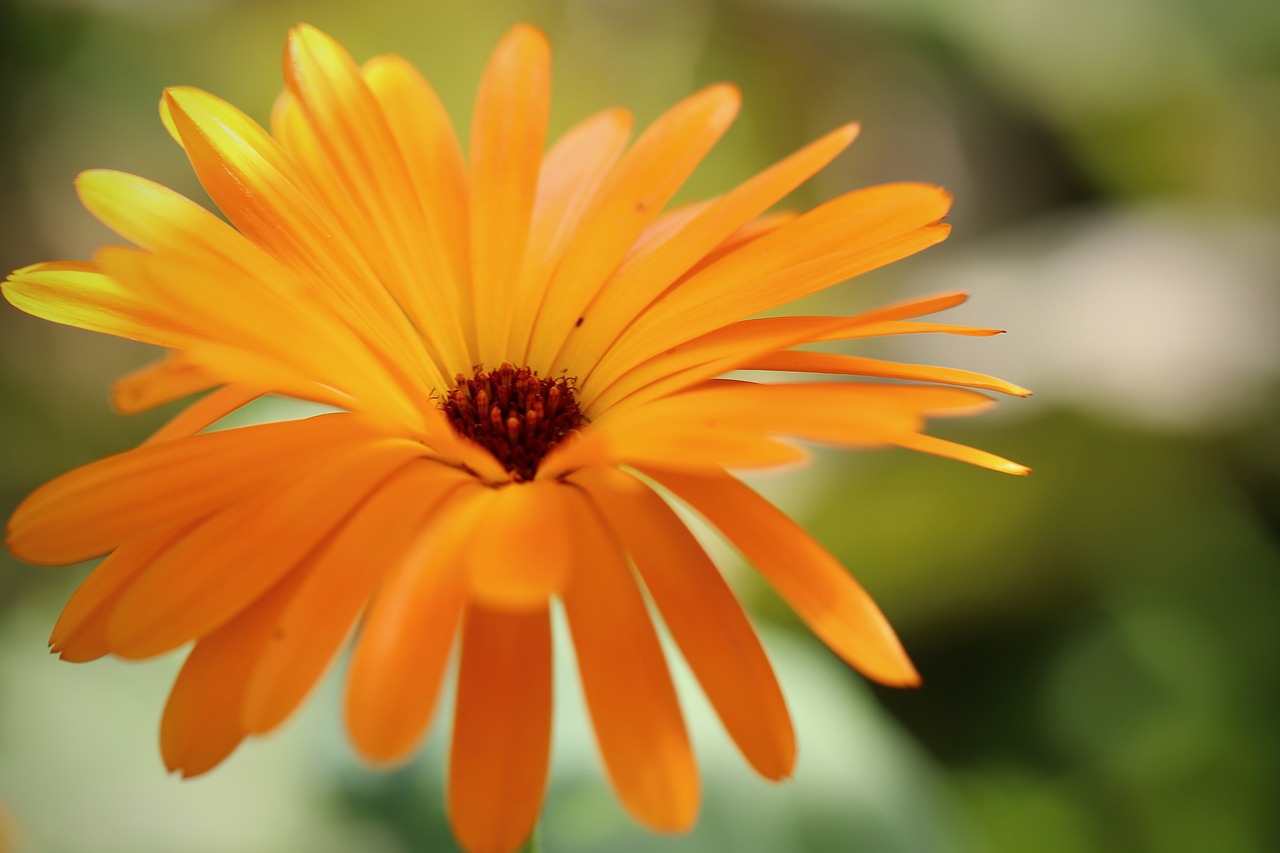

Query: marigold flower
<box><xmin>4</xmin><ymin>23</ymin><xmax>1028</xmax><ymax>853</ymax></box>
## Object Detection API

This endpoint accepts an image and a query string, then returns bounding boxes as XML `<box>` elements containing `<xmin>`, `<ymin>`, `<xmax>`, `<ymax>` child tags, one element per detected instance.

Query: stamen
<box><xmin>442</xmin><ymin>364</ymin><xmax>583</xmax><ymax>481</ymax></box>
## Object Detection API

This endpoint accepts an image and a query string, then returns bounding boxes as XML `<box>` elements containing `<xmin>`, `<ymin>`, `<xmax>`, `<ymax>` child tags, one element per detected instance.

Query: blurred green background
<box><xmin>2</xmin><ymin>0</ymin><xmax>1279</xmax><ymax>851</ymax></box>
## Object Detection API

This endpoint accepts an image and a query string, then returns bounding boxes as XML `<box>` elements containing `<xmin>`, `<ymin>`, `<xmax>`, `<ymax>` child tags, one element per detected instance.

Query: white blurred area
<box><xmin>899</xmin><ymin>206</ymin><xmax>1280</xmax><ymax>431</ymax></box>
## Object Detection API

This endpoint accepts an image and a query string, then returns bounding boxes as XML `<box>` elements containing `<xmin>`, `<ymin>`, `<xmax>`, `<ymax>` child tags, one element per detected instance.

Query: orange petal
<box><xmin>561</xmin><ymin>490</ymin><xmax>699</xmax><ymax>830</ymax></box>
<box><xmin>112</xmin><ymin>352</ymin><xmax>220</xmax><ymax>414</ymax></box>
<box><xmin>537</xmin><ymin>416</ymin><xmax>805</xmax><ymax>480</ymax></box>
<box><xmin>558</xmin><ymin>123</ymin><xmax>859</xmax><ymax>377</ymax></box>
<box><xmin>507</xmin><ymin>108</ymin><xmax>632</xmax><ymax>360</ymax></box>
<box><xmin>463</xmin><ymin>480</ymin><xmax>575</xmax><ymax>609</ymax></box>
<box><xmin>162</xmin><ymin>85</ymin><xmax>445</xmax><ymax>401</ymax></box>
<box><xmin>76</xmin><ymin>169</ymin><xmax>276</xmax><ymax>271</ymax></box>
<box><xmin>614</xmin><ymin>380</ymin><xmax>998</xmax><ymax>451</ymax></box>
<box><xmin>582</xmin><ymin>291</ymin><xmax>980</xmax><ymax>414</ymax></box>
<box><xmin>449</xmin><ymin>604</ymin><xmax>553</xmax><ymax>853</ymax></box>
<box><xmin>4</xmin><ymin>261</ymin><xmax>155</xmax><ymax>343</ymax></box>
<box><xmin>362</xmin><ymin>54</ymin><xmax>472</xmax><ymax>360</ymax></box>
<box><xmin>284</xmin><ymin>26</ymin><xmax>471</xmax><ymax>374</ymax></box>
<box><xmin>744</xmin><ymin>351</ymin><xmax>1032</xmax><ymax>396</ymax></box>
<box><xmin>469</xmin><ymin>25</ymin><xmax>551</xmax><ymax>367</ymax></box>
<box><xmin>644</xmin><ymin>468</ymin><xmax>921</xmax><ymax>687</ymax></box>
<box><xmin>554</xmin><ymin>381</ymin><xmax>997</xmax><ymax>478</ymax></box>
<box><xmin>108</xmin><ymin>437</ymin><xmax>424</xmax><ymax>659</ymax></box>
<box><xmin>593</xmin><ymin>183</ymin><xmax>952</xmax><ymax>386</ymax></box>
<box><xmin>525</xmin><ymin>83</ymin><xmax>741</xmax><ymax>372</ymax></box>
<box><xmin>161</xmin><ymin>566</ymin><xmax>307</xmax><ymax>777</ymax></box>
<box><xmin>246</xmin><ymin>461</ymin><xmax>473</xmax><ymax>736</ymax></box>
<box><xmin>7</xmin><ymin>413</ymin><xmax>382</xmax><ymax>566</ymax></box>
<box><xmin>50</xmin><ymin>527</ymin><xmax>193</xmax><ymax>662</ymax></box>
<box><xmin>675</xmin><ymin>211</ymin><xmax>798</xmax><ymax>280</ymax></box>
<box><xmin>141</xmin><ymin>385</ymin><xmax>263</xmax><ymax>446</ymax></box>
<box><xmin>338</xmin><ymin>479</ymin><xmax>481</xmax><ymax>760</ymax></box>
<box><xmin>95</xmin><ymin>245</ymin><xmax>413</xmax><ymax>425</ymax></box>
<box><xmin>888</xmin><ymin>431</ymin><xmax>1031</xmax><ymax>475</ymax></box>
<box><xmin>573</xmin><ymin>466</ymin><xmax>794</xmax><ymax>780</ymax></box>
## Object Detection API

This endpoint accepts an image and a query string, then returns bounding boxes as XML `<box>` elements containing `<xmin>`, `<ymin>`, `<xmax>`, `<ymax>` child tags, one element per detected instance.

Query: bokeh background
<box><xmin>2</xmin><ymin>0</ymin><xmax>1279</xmax><ymax>850</ymax></box>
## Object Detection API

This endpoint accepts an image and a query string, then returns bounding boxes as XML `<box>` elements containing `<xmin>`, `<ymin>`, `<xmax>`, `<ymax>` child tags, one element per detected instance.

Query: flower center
<box><xmin>442</xmin><ymin>364</ymin><xmax>583</xmax><ymax>481</ymax></box>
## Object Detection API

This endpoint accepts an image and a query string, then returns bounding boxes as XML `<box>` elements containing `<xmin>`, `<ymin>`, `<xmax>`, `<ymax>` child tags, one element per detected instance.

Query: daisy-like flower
<box><xmin>4</xmin><ymin>23</ymin><xmax>1028</xmax><ymax>853</ymax></box>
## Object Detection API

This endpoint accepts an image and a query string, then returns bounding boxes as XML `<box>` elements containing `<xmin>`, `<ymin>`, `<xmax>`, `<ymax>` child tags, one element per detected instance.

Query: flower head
<box><xmin>4</xmin><ymin>23</ymin><xmax>1027</xmax><ymax>853</ymax></box>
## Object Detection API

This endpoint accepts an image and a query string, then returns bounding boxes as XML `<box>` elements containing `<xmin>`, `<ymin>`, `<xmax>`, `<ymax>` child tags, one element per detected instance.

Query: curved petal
<box><xmin>557</xmin><ymin>123</ymin><xmax>859</xmax><ymax>378</ymax></box>
<box><xmin>339</xmin><ymin>478</ymin><xmax>480</xmax><ymax>760</ymax></box>
<box><xmin>571</xmin><ymin>466</ymin><xmax>794</xmax><ymax>780</ymax></box>
<box><xmin>582</xmin><ymin>291</ymin><xmax>990</xmax><ymax>415</ymax></box>
<box><xmin>642</xmin><ymin>467</ymin><xmax>921</xmax><ymax>687</ymax></box>
<box><xmin>108</xmin><ymin>437</ymin><xmax>425</xmax><ymax>659</ymax></box>
<box><xmin>506</xmin><ymin>108</ymin><xmax>632</xmax><ymax>359</ymax></box>
<box><xmin>50</xmin><ymin>526</ymin><xmax>194</xmax><ymax>662</ymax></box>
<box><xmin>590</xmin><ymin>183</ymin><xmax>952</xmax><ymax>390</ymax></box>
<box><xmin>361</xmin><ymin>54</ymin><xmax>472</xmax><ymax>360</ymax></box>
<box><xmin>744</xmin><ymin>351</ymin><xmax>1032</xmax><ymax>396</ymax></box>
<box><xmin>141</xmin><ymin>385</ymin><xmax>263</xmax><ymax>446</ymax></box>
<box><xmin>550</xmin><ymin>382</ymin><xmax>1000</xmax><ymax>479</ymax></box>
<box><xmin>525</xmin><ymin>83</ymin><xmax>740</xmax><ymax>371</ymax></box>
<box><xmin>561</xmin><ymin>489</ymin><xmax>698</xmax><ymax>830</ymax></box>
<box><xmin>4</xmin><ymin>261</ymin><xmax>156</xmax><ymax>343</ymax></box>
<box><xmin>537</xmin><ymin>414</ymin><xmax>804</xmax><ymax>480</ymax></box>
<box><xmin>283</xmin><ymin>26</ymin><xmax>471</xmax><ymax>374</ymax></box>
<box><xmin>888</xmin><ymin>431</ymin><xmax>1031</xmax><ymax>475</ymax></box>
<box><xmin>7</xmin><ymin>413</ymin><xmax>382</xmax><ymax>566</ymax></box>
<box><xmin>449</xmin><ymin>604</ymin><xmax>552</xmax><ymax>853</ymax></box>
<box><xmin>469</xmin><ymin>25</ymin><xmax>551</xmax><ymax>367</ymax></box>
<box><xmin>162</xmin><ymin>85</ymin><xmax>447</xmax><ymax>404</ymax></box>
<box><xmin>161</xmin><ymin>566</ymin><xmax>307</xmax><ymax>777</ymax></box>
<box><xmin>112</xmin><ymin>352</ymin><xmax>220</xmax><ymax>414</ymax></box>
<box><xmin>246</xmin><ymin>461</ymin><xmax>473</xmax><ymax>736</ymax></box>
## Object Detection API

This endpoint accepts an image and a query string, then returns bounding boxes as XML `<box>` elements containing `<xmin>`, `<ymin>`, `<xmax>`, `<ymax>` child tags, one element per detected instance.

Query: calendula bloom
<box><xmin>4</xmin><ymin>23</ymin><xmax>1028</xmax><ymax>853</ymax></box>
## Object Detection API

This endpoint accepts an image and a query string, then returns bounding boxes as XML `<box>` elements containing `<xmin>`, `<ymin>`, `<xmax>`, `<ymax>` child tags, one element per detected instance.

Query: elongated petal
<box><xmin>745</xmin><ymin>351</ymin><xmax>1032</xmax><ymax>396</ymax></box>
<box><xmin>551</xmin><ymin>382</ymin><xmax>997</xmax><ymax>478</ymax></box>
<box><xmin>163</xmin><ymin>85</ymin><xmax>446</xmax><ymax>402</ymax></box>
<box><xmin>572</xmin><ymin>466</ymin><xmax>794</xmax><ymax>780</ymax></box>
<box><xmin>50</xmin><ymin>527</ymin><xmax>193</xmax><ymax>662</ymax></box>
<box><xmin>888</xmin><ymin>431</ymin><xmax>1031</xmax><ymax>475</ymax></box>
<box><xmin>247</xmin><ymin>461</ymin><xmax>473</xmax><ymax>736</ymax></box>
<box><xmin>284</xmin><ymin>26</ymin><xmax>471</xmax><ymax>374</ymax></box>
<box><xmin>97</xmin><ymin>231</ymin><xmax>419</xmax><ymax>427</ymax></box>
<box><xmin>557</xmin><ymin>123</ymin><xmax>859</xmax><ymax>376</ymax></box>
<box><xmin>591</xmin><ymin>184</ymin><xmax>951</xmax><ymax>388</ymax></box>
<box><xmin>561</xmin><ymin>489</ymin><xmax>698</xmax><ymax>830</ymax></box>
<box><xmin>7</xmin><ymin>413</ymin><xmax>382</xmax><ymax>565</ymax></box>
<box><xmin>112</xmin><ymin>352</ymin><xmax>220</xmax><ymax>414</ymax></box>
<box><xmin>538</xmin><ymin>417</ymin><xmax>805</xmax><ymax>480</ymax></box>
<box><xmin>506</xmin><ymin>108</ymin><xmax>632</xmax><ymax>358</ymax></box>
<box><xmin>4</xmin><ymin>262</ymin><xmax>155</xmax><ymax>343</ymax></box>
<box><xmin>464</xmin><ymin>480</ymin><xmax>575</xmax><ymax>609</ymax></box>
<box><xmin>142</xmin><ymin>385</ymin><xmax>263</xmax><ymax>446</ymax></box>
<box><xmin>470</xmin><ymin>25</ymin><xmax>551</xmax><ymax>366</ymax></box>
<box><xmin>525</xmin><ymin>84</ymin><xmax>740</xmax><ymax>370</ymax></box>
<box><xmin>109</xmin><ymin>437</ymin><xmax>424</xmax><ymax>659</ymax></box>
<box><xmin>7</xmin><ymin>258</ymin><xmax>367</xmax><ymax>420</ymax></box>
<box><xmin>583</xmin><ymin>291</ymin><xmax>984</xmax><ymax>414</ymax></box>
<box><xmin>362</xmin><ymin>54</ymin><xmax>472</xmax><ymax>360</ymax></box>
<box><xmin>161</xmin><ymin>567</ymin><xmax>307</xmax><ymax>777</ymax></box>
<box><xmin>449</xmin><ymin>604</ymin><xmax>552</xmax><ymax>853</ymax></box>
<box><xmin>644</xmin><ymin>468</ymin><xmax>921</xmax><ymax>687</ymax></box>
<box><xmin>340</xmin><ymin>479</ymin><xmax>481</xmax><ymax>759</ymax></box>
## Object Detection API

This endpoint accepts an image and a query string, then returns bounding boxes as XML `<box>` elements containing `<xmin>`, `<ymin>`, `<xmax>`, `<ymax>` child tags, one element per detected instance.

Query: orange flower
<box><xmin>4</xmin><ymin>24</ymin><xmax>1028</xmax><ymax>853</ymax></box>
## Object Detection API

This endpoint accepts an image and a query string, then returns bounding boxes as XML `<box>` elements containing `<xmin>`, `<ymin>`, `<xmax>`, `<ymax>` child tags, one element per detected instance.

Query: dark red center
<box><xmin>442</xmin><ymin>364</ymin><xmax>583</xmax><ymax>481</ymax></box>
